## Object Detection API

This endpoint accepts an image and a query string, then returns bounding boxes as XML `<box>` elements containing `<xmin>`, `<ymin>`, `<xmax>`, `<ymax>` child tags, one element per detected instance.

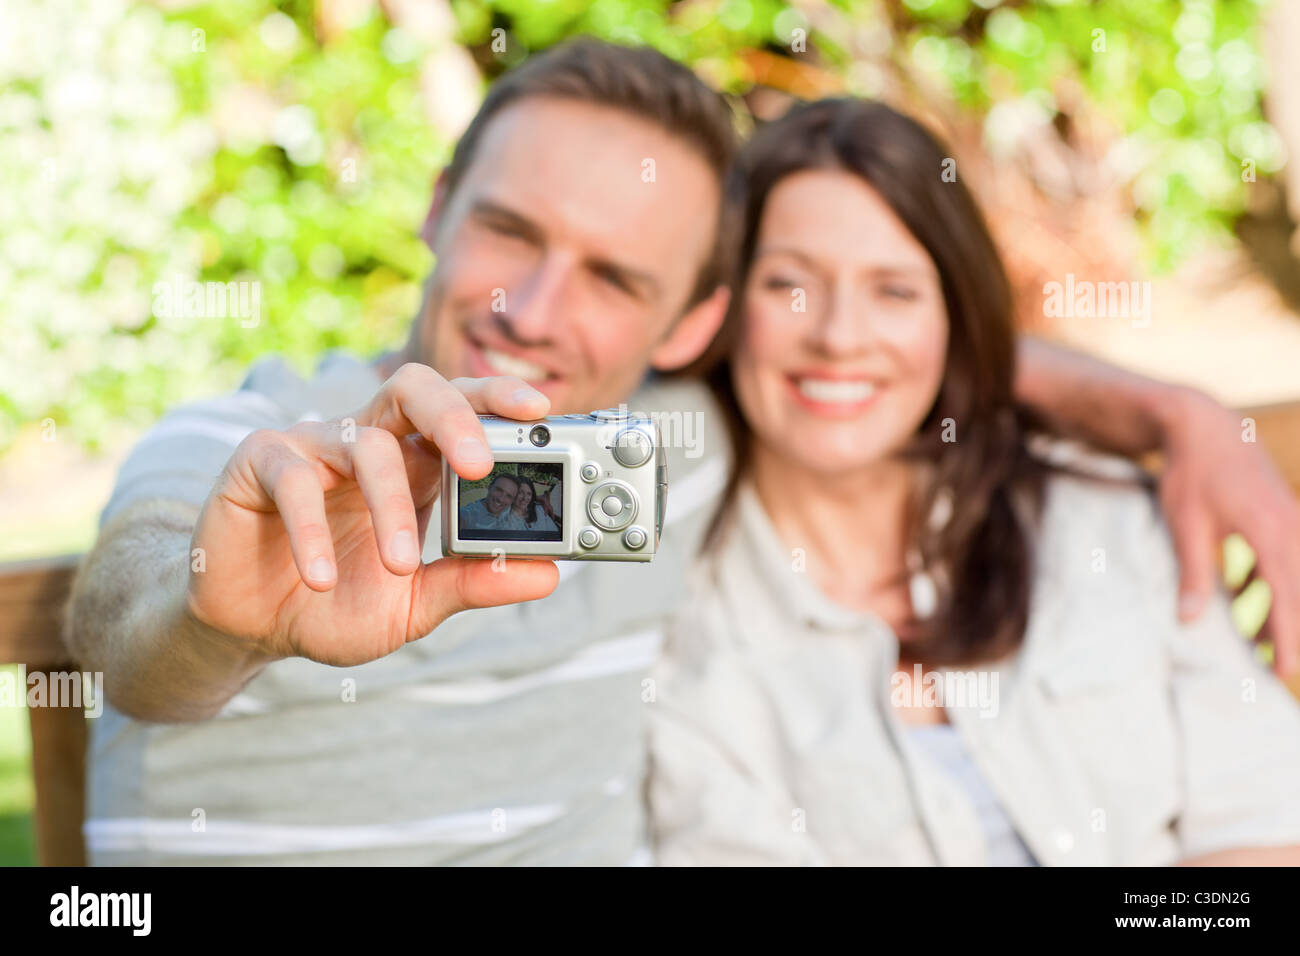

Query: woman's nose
<box><xmin>809</xmin><ymin>283</ymin><xmax>871</xmax><ymax>354</ymax></box>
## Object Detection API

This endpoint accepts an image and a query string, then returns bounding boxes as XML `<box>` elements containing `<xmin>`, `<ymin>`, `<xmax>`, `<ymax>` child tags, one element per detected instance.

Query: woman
<box><xmin>512</xmin><ymin>477</ymin><xmax>558</xmax><ymax>534</ymax></box>
<box><xmin>648</xmin><ymin>99</ymin><xmax>1300</xmax><ymax>866</ymax></box>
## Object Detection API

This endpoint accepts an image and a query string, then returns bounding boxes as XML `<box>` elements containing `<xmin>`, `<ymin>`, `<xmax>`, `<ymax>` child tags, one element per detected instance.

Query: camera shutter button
<box><xmin>612</xmin><ymin>428</ymin><xmax>652</xmax><ymax>468</ymax></box>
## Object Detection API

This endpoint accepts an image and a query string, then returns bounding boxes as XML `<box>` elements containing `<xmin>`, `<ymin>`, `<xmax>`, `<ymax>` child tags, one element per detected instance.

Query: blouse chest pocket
<box><xmin>1033</xmin><ymin>636</ymin><xmax>1172</xmax><ymax>755</ymax></box>
<box><xmin>1031</xmin><ymin>595</ymin><xmax>1170</xmax><ymax>699</ymax></box>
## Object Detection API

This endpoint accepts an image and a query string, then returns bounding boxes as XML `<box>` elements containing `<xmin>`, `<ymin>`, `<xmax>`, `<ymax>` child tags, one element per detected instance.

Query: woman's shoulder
<box><xmin>1034</xmin><ymin>449</ymin><xmax>1170</xmax><ymax>582</ymax></box>
<box><xmin>1021</xmin><ymin>453</ymin><xmax>1190</xmax><ymax>660</ymax></box>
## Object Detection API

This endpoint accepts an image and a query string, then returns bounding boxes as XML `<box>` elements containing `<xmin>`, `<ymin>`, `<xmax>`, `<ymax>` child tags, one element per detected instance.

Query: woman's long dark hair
<box><xmin>691</xmin><ymin>98</ymin><xmax>1054</xmax><ymax>666</ymax></box>
<box><xmin>514</xmin><ymin>477</ymin><xmax>541</xmax><ymax>526</ymax></box>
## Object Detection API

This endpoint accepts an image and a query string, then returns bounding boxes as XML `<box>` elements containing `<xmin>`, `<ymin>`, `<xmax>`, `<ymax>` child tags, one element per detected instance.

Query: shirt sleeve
<box><xmin>101</xmin><ymin>387</ymin><xmax>289</xmax><ymax>526</ymax></box>
<box><xmin>1166</xmin><ymin>583</ymin><xmax>1300</xmax><ymax>857</ymax></box>
<box><xmin>647</xmin><ymin>586</ymin><xmax>831</xmax><ymax>867</ymax></box>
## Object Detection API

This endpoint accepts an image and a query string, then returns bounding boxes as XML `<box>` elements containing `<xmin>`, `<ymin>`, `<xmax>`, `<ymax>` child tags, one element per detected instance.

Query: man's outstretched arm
<box><xmin>1016</xmin><ymin>335</ymin><xmax>1300</xmax><ymax>677</ymax></box>
<box><xmin>65</xmin><ymin>500</ymin><xmax>278</xmax><ymax>722</ymax></box>
<box><xmin>65</xmin><ymin>368</ymin><xmax>559</xmax><ymax>723</ymax></box>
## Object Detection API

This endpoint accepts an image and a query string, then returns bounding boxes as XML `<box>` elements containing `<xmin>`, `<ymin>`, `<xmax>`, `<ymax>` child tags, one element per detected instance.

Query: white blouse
<box><xmin>648</xmin><ymin>466</ymin><xmax>1300</xmax><ymax>866</ymax></box>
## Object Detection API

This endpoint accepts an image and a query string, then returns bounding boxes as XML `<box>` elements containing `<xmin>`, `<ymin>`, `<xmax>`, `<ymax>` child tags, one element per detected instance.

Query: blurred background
<box><xmin>3</xmin><ymin>0</ymin><xmax>1299</xmax><ymax>865</ymax></box>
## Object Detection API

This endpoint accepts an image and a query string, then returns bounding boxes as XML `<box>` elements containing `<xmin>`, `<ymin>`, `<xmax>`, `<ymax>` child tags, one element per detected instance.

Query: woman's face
<box><xmin>732</xmin><ymin>169</ymin><xmax>949</xmax><ymax>475</ymax></box>
<box><xmin>514</xmin><ymin>482</ymin><xmax>533</xmax><ymax>510</ymax></box>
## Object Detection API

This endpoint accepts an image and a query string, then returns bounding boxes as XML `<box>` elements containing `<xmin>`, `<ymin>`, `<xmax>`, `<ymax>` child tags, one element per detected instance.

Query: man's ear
<box><xmin>421</xmin><ymin>171</ymin><xmax>450</xmax><ymax>249</ymax></box>
<box><xmin>649</xmin><ymin>286</ymin><xmax>731</xmax><ymax>372</ymax></box>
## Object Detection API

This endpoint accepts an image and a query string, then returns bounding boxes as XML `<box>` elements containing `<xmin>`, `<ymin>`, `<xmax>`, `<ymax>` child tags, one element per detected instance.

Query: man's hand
<box><xmin>1158</xmin><ymin>388</ymin><xmax>1300</xmax><ymax>678</ymax></box>
<box><xmin>1016</xmin><ymin>337</ymin><xmax>1300</xmax><ymax>679</ymax></box>
<box><xmin>187</xmin><ymin>364</ymin><xmax>559</xmax><ymax>668</ymax></box>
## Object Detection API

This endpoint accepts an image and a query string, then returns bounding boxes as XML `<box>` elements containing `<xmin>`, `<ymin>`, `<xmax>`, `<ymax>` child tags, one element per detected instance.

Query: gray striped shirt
<box><xmin>88</xmin><ymin>352</ymin><xmax>725</xmax><ymax>865</ymax></box>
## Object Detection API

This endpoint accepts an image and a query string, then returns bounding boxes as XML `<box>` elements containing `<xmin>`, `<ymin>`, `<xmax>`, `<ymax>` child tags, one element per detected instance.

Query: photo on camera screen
<box><xmin>457</xmin><ymin>462</ymin><xmax>564</xmax><ymax>541</ymax></box>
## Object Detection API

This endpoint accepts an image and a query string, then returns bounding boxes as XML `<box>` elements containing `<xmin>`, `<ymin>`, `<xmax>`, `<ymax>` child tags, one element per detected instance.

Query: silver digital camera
<box><xmin>441</xmin><ymin>408</ymin><xmax>665</xmax><ymax>561</ymax></box>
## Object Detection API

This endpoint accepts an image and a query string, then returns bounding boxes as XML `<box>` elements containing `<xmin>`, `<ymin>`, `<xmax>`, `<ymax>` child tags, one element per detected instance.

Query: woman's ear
<box><xmin>650</xmin><ymin>286</ymin><xmax>731</xmax><ymax>372</ymax></box>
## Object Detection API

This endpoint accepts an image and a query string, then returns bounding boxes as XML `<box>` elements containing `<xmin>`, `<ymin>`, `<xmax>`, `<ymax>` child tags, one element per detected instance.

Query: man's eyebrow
<box><xmin>587</xmin><ymin>255</ymin><xmax>662</xmax><ymax>302</ymax></box>
<box><xmin>471</xmin><ymin>198</ymin><xmax>661</xmax><ymax>301</ymax></box>
<box><xmin>469</xmin><ymin>199</ymin><xmax>544</xmax><ymax>241</ymax></box>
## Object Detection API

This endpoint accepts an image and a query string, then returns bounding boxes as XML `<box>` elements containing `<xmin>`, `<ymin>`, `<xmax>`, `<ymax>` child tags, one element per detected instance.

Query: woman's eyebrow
<box><xmin>868</xmin><ymin>263</ymin><xmax>935</xmax><ymax>279</ymax></box>
<box><xmin>753</xmin><ymin>245</ymin><xmax>818</xmax><ymax>266</ymax></box>
<box><xmin>755</xmin><ymin>245</ymin><xmax>933</xmax><ymax>277</ymax></box>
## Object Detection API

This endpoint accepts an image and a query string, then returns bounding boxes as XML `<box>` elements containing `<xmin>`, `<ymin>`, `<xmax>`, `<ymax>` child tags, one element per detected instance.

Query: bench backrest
<box><xmin>0</xmin><ymin>554</ymin><xmax>84</xmax><ymax>865</ymax></box>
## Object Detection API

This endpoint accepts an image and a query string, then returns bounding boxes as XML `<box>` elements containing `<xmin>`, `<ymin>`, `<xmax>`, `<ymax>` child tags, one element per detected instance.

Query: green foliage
<box><xmin>462</xmin><ymin>462</ymin><xmax>562</xmax><ymax>492</ymax></box>
<box><xmin>1</xmin><ymin>0</ymin><xmax>440</xmax><ymax>453</ymax></box>
<box><xmin>0</xmin><ymin>0</ymin><xmax>1281</xmax><ymax>452</ymax></box>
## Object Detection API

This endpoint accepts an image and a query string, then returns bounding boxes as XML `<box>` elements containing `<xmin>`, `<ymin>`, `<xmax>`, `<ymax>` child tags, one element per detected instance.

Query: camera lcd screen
<box><xmin>457</xmin><ymin>462</ymin><xmax>564</xmax><ymax>541</ymax></box>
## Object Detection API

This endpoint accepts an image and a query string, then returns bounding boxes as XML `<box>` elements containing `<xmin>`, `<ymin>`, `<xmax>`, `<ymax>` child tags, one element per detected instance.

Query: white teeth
<box><xmin>796</xmin><ymin>378</ymin><xmax>876</xmax><ymax>403</ymax></box>
<box><xmin>482</xmin><ymin>347</ymin><xmax>548</xmax><ymax>382</ymax></box>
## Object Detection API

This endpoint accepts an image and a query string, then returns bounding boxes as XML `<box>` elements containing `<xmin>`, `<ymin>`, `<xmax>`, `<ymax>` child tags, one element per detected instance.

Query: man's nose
<box><xmin>501</xmin><ymin>251</ymin><xmax>574</xmax><ymax>343</ymax></box>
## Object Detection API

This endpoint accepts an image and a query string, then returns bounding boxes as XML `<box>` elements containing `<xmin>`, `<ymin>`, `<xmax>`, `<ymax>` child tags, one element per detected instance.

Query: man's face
<box><xmin>487</xmin><ymin>477</ymin><xmax>518</xmax><ymax>514</ymax></box>
<box><xmin>418</xmin><ymin>96</ymin><xmax>723</xmax><ymax>414</ymax></box>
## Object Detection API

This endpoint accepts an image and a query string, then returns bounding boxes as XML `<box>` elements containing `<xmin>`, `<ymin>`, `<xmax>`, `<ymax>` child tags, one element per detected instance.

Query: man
<box><xmin>459</xmin><ymin>473</ymin><xmax>520</xmax><ymax>531</ymax></box>
<box><xmin>67</xmin><ymin>38</ymin><xmax>1300</xmax><ymax>865</ymax></box>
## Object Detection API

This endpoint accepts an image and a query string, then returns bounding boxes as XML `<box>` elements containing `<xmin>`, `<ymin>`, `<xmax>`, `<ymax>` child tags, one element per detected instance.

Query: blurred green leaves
<box><xmin>0</xmin><ymin>0</ymin><xmax>1284</xmax><ymax>452</ymax></box>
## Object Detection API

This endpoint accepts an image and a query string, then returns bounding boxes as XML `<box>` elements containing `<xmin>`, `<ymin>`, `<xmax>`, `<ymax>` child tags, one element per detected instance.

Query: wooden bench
<box><xmin>4</xmin><ymin>400</ymin><xmax>1300</xmax><ymax>866</ymax></box>
<box><xmin>0</xmin><ymin>553</ymin><xmax>85</xmax><ymax>865</ymax></box>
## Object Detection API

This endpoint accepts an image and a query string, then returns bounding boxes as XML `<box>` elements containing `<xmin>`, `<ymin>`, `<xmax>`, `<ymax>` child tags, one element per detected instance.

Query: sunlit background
<box><xmin>3</xmin><ymin>0</ymin><xmax>1298</xmax><ymax>865</ymax></box>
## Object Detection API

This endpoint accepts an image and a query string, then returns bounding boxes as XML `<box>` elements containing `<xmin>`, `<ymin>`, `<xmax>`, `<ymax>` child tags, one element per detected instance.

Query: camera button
<box><xmin>588</xmin><ymin>481</ymin><xmax>636</xmax><ymax>530</ymax></box>
<box><xmin>623</xmin><ymin>527</ymin><xmax>647</xmax><ymax>550</ymax></box>
<box><xmin>579</xmin><ymin>528</ymin><xmax>602</xmax><ymax>550</ymax></box>
<box><xmin>580</xmin><ymin>462</ymin><xmax>600</xmax><ymax>483</ymax></box>
<box><xmin>612</xmin><ymin>428</ymin><xmax>652</xmax><ymax>468</ymax></box>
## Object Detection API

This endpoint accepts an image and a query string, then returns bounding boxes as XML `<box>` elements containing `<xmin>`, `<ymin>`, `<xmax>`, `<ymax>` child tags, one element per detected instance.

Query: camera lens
<box><xmin>529</xmin><ymin>424</ymin><xmax>550</xmax><ymax>447</ymax></box>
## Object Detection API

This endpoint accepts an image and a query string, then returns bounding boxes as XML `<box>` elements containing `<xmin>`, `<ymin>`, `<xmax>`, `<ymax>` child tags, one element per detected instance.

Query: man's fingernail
<box><xmin>391</xmin><ymin>529</ymin><xmax>420</xmax><ymax>565</ymax></box>
<box><xmin>457</xmin><ymin>436</ymin><xmax>492</xmax><ymax>463</ymax></box>
<box><xmin>307</xmin><ymin>556</ymin><xmax>334</xmax><ymax>583</ymax></box>
<box><xmin>1179</xmin><ymin>592</ymin><xmax>1205</xmax><ymax>619</ymax></box>
<box><xmin>512</xmin><ymin>387</ymin><xmax>545</xmax><ymax>404</ymax></box>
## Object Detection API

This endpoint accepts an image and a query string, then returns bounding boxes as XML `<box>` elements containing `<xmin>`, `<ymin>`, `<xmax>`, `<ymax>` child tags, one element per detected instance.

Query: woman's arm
<box><xmin>1162</xmin><ymin>571</ymin><xmax>1300</xmax><ymax>861</ymax></box>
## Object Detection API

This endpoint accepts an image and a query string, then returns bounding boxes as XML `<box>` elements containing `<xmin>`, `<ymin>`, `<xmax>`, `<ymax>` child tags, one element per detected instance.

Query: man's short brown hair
<box><xmin>442</xmin><ymin>37</ymin><xmax>739</xmax><ymax>310</ymax></box>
